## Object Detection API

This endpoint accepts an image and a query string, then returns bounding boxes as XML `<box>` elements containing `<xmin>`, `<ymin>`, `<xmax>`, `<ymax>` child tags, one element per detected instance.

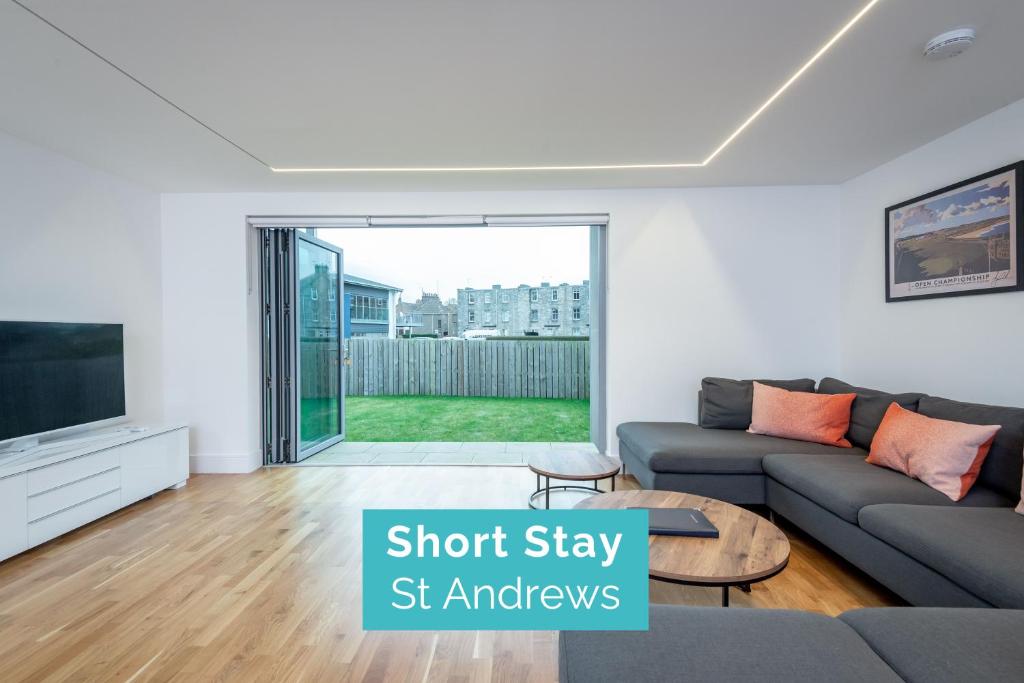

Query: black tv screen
<box><xmin>0</xmin><ymin>322</ymin><xmax>126</xmax><ymax>442</ymax></box>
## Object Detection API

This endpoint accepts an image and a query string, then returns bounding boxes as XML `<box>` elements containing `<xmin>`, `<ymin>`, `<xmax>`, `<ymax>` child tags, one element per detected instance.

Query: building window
<box><xmin>551</xmin><ymin>289</ymin><xmax>559</xmax><ymax>302</ymax></box>
<box><xmin>330</xmin><ymin>309</ymin><xmax>337</xmax><ymax>323</ymax></box>
<box><xmin>572</xmin><ymin>307</ymin><xmax>581</xmax><ymax>321</ymax></box>
<box><xmin>484</xmin><ymin>311</ymin><xmax>493</xmax><ymax>324</ymax></box>
<box><xmin>350</xmin><ymin>294</ymin><xmax>388</xmax><ymax>322</ymax></box>
<box><xmin>484</xmin><ymin>292</ymin><xmax>492</xmax><ymax>304</ymax></box>
<box><xmin>501</xmin><ymin>292</ymin><xmax>510</xmax><ymax>303</ymax></box>
<box><xmin>572</xmin><ymin>287</ymin><xmax>581</xmax><ymax>301</ymax></box>
<box><xmin>529</xmin><ymin>309</ymin><xmax>539</xmax><ymax>322</ymax></box>
<box><xmin>468</xmin><ymin>292</ymin><xmax>476</xmax><ymax>304</ymax></box>
<box><xmin>328</xmin><ymin>287</ymin><xmax>336</xmax><ymax>301</ymax></box>
<box><xmin>530</xmin><ymin>289</ymin><xmax>539</xmax><ymax>302</ymax></box>
<box><xmin>468</xmin><ymin>310</ymin><xmax>476</xmax><ymax>323</ymax></box>
<box><xmin>572</xmin><ymin>327</ymin><xmax>581</xmax><ymax>335</ymax></box>
<box><xmin>551</xmin><ymin>308</ymin><xmax>559</xmax><ymax>322</ymax></box>
<box><xmin>310</xmin><ymin>287</ymin><xmax>318</xmax><ymax>301</ymax></box>
<box><xmin>502</xmin><ymin>310</ymin><xmax>510</xmax><ymax>323</ymax></box>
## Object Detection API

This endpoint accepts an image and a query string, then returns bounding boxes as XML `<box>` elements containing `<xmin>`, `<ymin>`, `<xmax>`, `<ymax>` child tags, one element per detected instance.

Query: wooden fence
<box><xmin>343</xmin><ymin>338</ymin><xmax>589</xmax><ymax>399</ymax></box>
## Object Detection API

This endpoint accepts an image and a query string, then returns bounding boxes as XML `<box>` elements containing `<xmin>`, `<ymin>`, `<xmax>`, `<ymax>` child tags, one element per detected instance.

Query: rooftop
<box><xmin>344</xmin><ymin>273</ymin><xmax>402</xmax><ymax>292</ymax></box>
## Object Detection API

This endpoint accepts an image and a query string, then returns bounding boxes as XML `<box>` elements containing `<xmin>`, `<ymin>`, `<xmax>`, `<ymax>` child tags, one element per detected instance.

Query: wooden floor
<box><xmin>0</xmin><ymin>467</ymin><xmax>898</xmax><ymax>682</ymax></box>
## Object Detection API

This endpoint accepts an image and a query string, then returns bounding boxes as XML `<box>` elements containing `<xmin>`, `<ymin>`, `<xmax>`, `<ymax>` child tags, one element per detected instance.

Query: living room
<box><xmin>1</xmin><ymin>1</ymin><xmax>1022</xmax><ymax>681</ymax></box>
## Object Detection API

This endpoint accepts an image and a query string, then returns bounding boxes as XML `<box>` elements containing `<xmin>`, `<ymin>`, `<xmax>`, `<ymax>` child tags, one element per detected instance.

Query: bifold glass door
<box><xmin>261</xmin><ymin>229</ymin><xmax>345</xmax><ymax>463</ymax></box>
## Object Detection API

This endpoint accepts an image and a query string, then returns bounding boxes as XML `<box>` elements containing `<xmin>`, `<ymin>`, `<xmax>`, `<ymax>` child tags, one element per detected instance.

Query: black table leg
<box><xmin>545</xmin><ymin>476</ymin><xmax>550</xmax><ymax>509</ymax></box>
<box><xmin>722</xmin><ymin>587</ymin><xmax>729</xmax><ymax>607</ymax></box>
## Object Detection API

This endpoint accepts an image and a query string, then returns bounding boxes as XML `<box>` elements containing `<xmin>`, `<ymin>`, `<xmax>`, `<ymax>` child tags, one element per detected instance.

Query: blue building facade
<box><xmin>343</xmin><ymin>274</ymin><xmax>402</xmax><ymax>338</ymax></box>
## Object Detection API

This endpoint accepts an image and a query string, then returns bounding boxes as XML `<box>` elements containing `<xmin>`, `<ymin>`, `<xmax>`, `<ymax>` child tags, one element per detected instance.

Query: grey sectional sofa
<box><xmin>559</xmin><ymin>604</ymin><xmax>1024</xmax><ymax>682</ymax></box>
<box><xmin>616</xmin><ymin>377</ymin><xmax>1024</xmax><ymax>608</ymax></box>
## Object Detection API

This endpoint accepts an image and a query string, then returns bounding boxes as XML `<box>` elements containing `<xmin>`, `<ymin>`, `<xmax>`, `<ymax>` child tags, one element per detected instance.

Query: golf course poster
<box><xmin>886</xmin><ymin>162</ymin><xmax>1023</xmax><ymax>302</ymax></box>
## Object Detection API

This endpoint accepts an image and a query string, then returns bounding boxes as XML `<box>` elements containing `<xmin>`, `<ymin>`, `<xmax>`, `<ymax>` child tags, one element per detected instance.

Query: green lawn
<box><xmin>332</xmin><ymin>395</ymin><xmax>589</xmax><ymax>442</ymax></box>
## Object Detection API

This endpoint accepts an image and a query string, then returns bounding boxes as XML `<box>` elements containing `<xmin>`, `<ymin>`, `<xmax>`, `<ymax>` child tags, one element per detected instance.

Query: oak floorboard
<box><xmin>0</xmin><ymin>467</ymin><xmax>898</xmax><ymax>682</ymax></box>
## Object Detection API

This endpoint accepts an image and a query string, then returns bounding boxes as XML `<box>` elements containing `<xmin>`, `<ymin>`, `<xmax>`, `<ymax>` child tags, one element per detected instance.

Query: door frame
<box><xmin>249</xmin><ymin>214</ymin><xmax>610</xmax><ymax>455</ymax></box>
<box><xmin>258</xmin><ymin>227</ymin><xmax>345</xmax><ymax>465</ymax></box>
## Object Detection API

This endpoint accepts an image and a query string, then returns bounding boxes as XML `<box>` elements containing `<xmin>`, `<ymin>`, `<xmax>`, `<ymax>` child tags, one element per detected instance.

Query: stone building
<box><xmin>396</xmin><ymin>292</ymin><xmax>458</xmax><ymax>337</ymax></box>
<box><xmin>457</xmin><ymin>281</ymin><xmax>590</xmax><ymax>337</ymax></box>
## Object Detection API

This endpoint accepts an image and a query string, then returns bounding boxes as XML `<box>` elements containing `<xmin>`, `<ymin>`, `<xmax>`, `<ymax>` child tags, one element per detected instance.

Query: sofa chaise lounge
<box><xmin>616</xmin><ymin>377</ymin><xmax>1024</xmax><ymax>608</ymax></box>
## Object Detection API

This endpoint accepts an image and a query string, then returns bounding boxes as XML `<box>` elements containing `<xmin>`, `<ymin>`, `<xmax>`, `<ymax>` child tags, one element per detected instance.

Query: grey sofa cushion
<box><xmin>621</xmin><ymin>436</ymin><xmax>769</xmax><ymax>503</ymax></box>
<box><xmin>817</xmin><ymin>377</ymin><xmax>925</xmax><ymax>450</ymax></box>
<box><xmin>700</xmin><ymin>377</ymin><xmax>816</xmax><ymax>429</ymax></box>
<box><xmin>559</xmin><ymin>605</ymin><xmax>900</xmax><ymax>683</ymax></box>
<box><xmin>858</xmin><ymin>505</ymin><xmax>1024</xmax><ymax>608</ymax></box>
<box><xmin>841</xmin><ymin>607</ymin><xmax>1024</xmax><ymax>682</ymax></box>
<box><xmin>767</xmin><ymin>478</ymin><xmax>992</xmax><ymax>607</ymax></box>
<box><xmin>917</xmin><ymin>395</ymin><xmax>1024</xmax><ymax>499</ymax></box>
<box><xmin>617</xmin><ymin>422</ymin><xmax>862</xmax><ymax>475</ymax></box>
<box><xmin>763</xmin><ymin>453</ymin><xmax>1012</xmax><ymax>523</ymax></box>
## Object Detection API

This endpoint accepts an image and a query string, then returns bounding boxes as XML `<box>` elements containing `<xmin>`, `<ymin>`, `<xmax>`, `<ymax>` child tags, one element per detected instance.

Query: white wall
<box><xmin>839</xmin><ymin>99</ymin><xmax>1024</xmax><ymax>405</ymax></box>
<box><xmin>161</xmin><ymin>186</ymin><xmax>841</xmax><ymax>472</ymax></box>
<box><xmin>0</xmin><ymin>130</ymin><xmax>164</xmax><ymax>425</ymax></box>
<box><xmin>9</xmin><ymin>88</ymin><xmax>1021</xmax><ymax>475</ymax></box>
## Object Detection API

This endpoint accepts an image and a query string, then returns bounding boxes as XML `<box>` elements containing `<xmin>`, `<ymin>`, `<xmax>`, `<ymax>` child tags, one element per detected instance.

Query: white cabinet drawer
<box><xmin>27</xmin><ymin>490</ymin><xmax>121</xmax><ymax>547</ymax></box>
<box><xmin>0</xmin><ymin>475</ymin><xmax>28</xmax><ymax>562</ymax></box>
<box><xmin>27</xmin><ymin>450</ymin><xmax>119</xmax><ymax>495</ymax></box>
<box><xmin>27</xmin><ymin>468</ymin><xmax>120</xmax><ymax>522</ymax></box>
<box><xmin>120</xmin><ymin>430</ymin><xmax>189</xmax><ymax>506</ymax></box>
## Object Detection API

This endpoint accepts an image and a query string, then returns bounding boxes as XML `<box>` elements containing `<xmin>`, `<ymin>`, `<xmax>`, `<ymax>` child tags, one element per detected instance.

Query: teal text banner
<box><xmin>363</xmin><ymin>508</ymin><xmax>649</xmax><ymax>631</ymax></box>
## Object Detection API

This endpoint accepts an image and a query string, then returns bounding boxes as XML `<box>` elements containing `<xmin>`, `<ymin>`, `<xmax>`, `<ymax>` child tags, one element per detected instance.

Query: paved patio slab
<box><xmin>298</xmin><ymin>441</ymin><xmax>597</xmax><ymax>466</ymax></box>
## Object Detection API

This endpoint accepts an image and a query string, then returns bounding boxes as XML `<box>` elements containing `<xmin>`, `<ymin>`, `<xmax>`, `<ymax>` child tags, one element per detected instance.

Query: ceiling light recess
<box><xmin>271</xmin><ymin>0</ymin><xmax>883</xmax><ymax>174</ymax></box>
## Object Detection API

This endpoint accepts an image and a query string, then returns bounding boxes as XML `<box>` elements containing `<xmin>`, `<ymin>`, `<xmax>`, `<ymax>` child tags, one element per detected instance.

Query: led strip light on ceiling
<box><xmin>12</xmin><ymin>0</ymin><xmax>882</xmax><ymax>175</ymax></box>
<box><xmin>272</xmin><ymin>0</ymin><xmax>883</xmax><ymax>173</ymax></box>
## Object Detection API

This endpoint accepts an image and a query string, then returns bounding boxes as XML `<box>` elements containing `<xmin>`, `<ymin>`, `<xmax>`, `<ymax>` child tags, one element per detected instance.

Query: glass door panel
<box><xmin>261</xmin><ymin>229</ymin><xmax>344</xmax><ymax>464</ymax></box>
<box><xmin>295</xmin><ymin>233</ymin><xmax>344</xmax><ymax>458</ymax></box>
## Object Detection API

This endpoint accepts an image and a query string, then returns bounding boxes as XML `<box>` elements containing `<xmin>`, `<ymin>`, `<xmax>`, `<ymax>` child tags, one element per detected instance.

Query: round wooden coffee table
<box><xmin>575</xmin><ymin>490</ymin><xmax>790</xmax><ymax>606</ymax></box>
<box><xmin>527</xmin><ymin>452</ymin><xmax>621</xmax><ymax>509</ymax></box>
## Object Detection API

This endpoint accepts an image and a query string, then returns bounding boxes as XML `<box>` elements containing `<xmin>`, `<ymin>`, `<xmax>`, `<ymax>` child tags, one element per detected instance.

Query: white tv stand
<box><xmin>0</xmin><ymin>424</ymin><xmax>189</xmax><ymax>563</ymax></box>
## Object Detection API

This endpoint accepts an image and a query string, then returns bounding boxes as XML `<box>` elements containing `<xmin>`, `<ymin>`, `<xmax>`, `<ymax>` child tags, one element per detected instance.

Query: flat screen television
<box><xmin>0</xmin><ymin>321</ymin><xmax>126</xmax><ymax>443</ymax></box>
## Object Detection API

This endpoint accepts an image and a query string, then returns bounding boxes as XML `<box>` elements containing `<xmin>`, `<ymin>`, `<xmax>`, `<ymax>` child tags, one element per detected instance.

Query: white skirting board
<box><xmin>189</xmin><ymin>450</ymin><xmax>261</xmax><ymax>474</ymax></box>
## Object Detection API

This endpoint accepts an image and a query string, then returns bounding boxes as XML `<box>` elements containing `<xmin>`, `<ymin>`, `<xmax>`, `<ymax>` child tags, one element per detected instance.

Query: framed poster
<box><xmin>885</xmin><ymin>162</ymin><xmax>1024</xmax><ymax>302</ymax></box>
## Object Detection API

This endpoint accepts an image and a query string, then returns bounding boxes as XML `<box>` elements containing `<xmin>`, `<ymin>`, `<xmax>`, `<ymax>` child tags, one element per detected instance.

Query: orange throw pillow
<box><xmin>867</xmin><ymin>402</ymin><xmax>1000</xmax><ymax>501</ymax></box>
<box><xmin>1018</xmin><ymin>460</ymin><xmax>1023</xmax><ymax>514</ymax></box>
<box><xmin>747</xmin><ymin>381</ymin><xmax>855</xmax><ymax>447</ymax></box>
<box><xmin>1017</xmin><ymin>451</ymin><xmax>1023</xmax><ymax>515</ymax></box>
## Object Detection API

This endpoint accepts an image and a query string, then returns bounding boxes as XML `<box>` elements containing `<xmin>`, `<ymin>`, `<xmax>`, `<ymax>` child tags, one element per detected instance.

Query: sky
<box><xmin>892</xmin><ymin>172</ymin><xmax>1013</xmax><ymax>238</ymax></box>
<box><xmin>318</xmin><ymin>226</ymin><xmax>590</xmax><ymax>302</ymax></box>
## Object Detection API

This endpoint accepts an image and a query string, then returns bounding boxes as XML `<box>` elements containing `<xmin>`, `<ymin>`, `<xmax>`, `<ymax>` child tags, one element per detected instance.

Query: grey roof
<box><xmin>399</xmin><ymin>293</ymin><xmax>455</xmax><ymax>315</ymax></box>
<box><xmin>343</xmin><ymin>273</ymin><xmax>402</xmax><ymax>292</ymax></box>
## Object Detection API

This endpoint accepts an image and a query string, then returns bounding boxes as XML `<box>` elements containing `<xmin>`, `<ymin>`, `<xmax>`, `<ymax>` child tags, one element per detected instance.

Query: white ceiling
<box><xmin>2</xmin><ymin>0</ymin><xmax>1023</xmax><ymax>192</ymax></box>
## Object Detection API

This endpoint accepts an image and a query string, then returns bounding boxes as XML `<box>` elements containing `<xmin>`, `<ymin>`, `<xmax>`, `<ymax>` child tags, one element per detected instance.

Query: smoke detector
<box><xmin>924</xmin><ymin>28</ymin><xmax>976</xmax><ymax>60</ymax></box>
